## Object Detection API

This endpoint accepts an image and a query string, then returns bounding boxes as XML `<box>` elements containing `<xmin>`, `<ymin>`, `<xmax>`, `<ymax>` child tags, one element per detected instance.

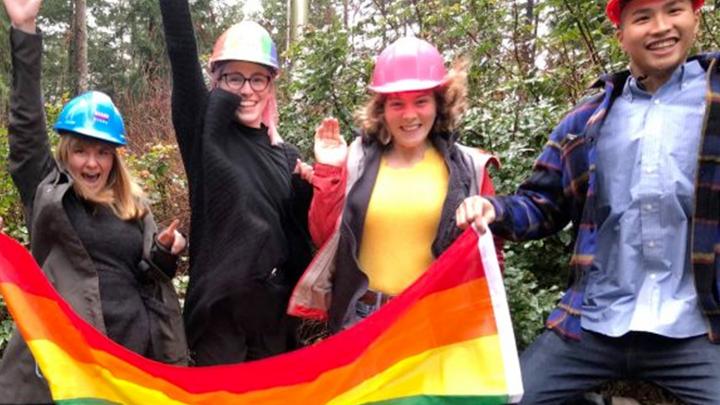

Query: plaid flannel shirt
<box><xmin>489</xmin><ymin>52</ymin><xmax>720</xmax><ymax>342</ymax></box>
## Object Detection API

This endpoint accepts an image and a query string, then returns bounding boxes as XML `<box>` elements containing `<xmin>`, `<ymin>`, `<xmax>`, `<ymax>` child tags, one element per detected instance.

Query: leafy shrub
<box><xmin>124</xmin><ymin>142</ymin><xmax>188</xmax><ymax>224</ymax></box>
<box><xmin>0</xmin><ymin>126</ymin><xmax>24</xmax><ymax>354</ymax></box>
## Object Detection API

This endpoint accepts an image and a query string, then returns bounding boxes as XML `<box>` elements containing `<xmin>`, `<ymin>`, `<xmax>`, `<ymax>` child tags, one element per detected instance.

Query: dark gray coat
<box><xmin>0</xmin><ymin>28</ymin><xmax>188</xmax><ymax>404</ymax></box>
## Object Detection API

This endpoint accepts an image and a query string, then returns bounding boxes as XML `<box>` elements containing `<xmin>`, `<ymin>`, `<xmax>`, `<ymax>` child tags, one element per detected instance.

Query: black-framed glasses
<box><xmin>221</xmin><ymin>72</ymin><xmax>271</xmax><ymax>92</ymax></box>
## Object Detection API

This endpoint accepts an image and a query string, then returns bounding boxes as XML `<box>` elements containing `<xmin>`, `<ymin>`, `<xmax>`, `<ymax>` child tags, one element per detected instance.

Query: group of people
<box><xmin>0</xmin><ymin>0</ymin><xmax>718</xmax><ymax>403</ymax></box>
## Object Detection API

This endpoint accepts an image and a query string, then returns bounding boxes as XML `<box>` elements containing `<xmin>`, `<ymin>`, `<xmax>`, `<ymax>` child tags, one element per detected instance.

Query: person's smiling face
<box><xmin>383</xmin><ymin>90</ymin><xmax>437</xmax><ymax>152</ymax></box>
<box><xmin>617</xmin><ymin>0</ymin><xmax>699</xmax><ymax>86</ymax></box>
<box><xmin>65</xmin><ymin>136</ymin><xmax>116</xmax><ymax>196</ymax></box>
<box><xmin>217</xmin><ymin>61</ymin><xmax>273</xmax><ymax>128</ymax></box>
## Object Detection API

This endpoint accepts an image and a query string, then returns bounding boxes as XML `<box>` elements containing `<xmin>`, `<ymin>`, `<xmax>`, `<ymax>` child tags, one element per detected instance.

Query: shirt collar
<box><xmin>622</xmin><ymin>60</ymin><xmax>703</xmax><ymax>101</ymax></box>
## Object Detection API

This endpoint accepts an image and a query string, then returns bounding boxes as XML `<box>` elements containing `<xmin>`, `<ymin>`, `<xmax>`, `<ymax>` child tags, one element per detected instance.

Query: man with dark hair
<box><xmin>456</xmin><ymin>0</ymin><xmax>720</xmax><ymax>403</ymax></box>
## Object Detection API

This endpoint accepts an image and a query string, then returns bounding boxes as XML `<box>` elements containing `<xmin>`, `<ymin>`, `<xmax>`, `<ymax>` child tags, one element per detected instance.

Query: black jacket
<box><xmin>159</xmin><ymin>0</ymin><xmax>313</xmax><ymax>347</ymax></box>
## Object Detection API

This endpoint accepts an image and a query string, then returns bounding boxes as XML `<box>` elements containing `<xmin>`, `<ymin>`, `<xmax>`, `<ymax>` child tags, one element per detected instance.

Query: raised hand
<box><xmin>156</xmin><ymin>219</ymin><xmax>187</xmax><ymax>255</ymax></box>
<box><xmin>314</xmin><ymin>117</ymin><xmax>347</xmax><ymax>167</ymax></box>
<box><xmin>2</xmin><ymin>0</ymin><xmax>42</xmax><ymax>33</ymax></box>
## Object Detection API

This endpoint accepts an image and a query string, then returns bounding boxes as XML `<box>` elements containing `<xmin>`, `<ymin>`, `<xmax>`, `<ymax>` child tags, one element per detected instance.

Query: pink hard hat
<box><xmin>606</xmin><ymin>0</ymin><xmax>704</xmax><ymax>26</ymax></box>
<box><xmin>369</xmin><ymin>36</ymin><xmax>447</xmax><ymax>94</ymax></box>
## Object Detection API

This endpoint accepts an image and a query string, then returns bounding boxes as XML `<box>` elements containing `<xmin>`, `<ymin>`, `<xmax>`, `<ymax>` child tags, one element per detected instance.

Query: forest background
<box><xmin>0</xmin><ymin>0</ymin><xmax>719</xmax><ymax>402</ymax></box>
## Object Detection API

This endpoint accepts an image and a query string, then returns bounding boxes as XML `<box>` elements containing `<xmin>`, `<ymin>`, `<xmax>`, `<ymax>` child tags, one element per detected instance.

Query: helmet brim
<box><xmin>368</xmin><ymin>79</ymin><xmax>444</xmax><ymax>94</ymax></box>
<box><xmin>55</xmin><ymin>127</ymin><xmax>126</xmax><ymax>147</ymax></box>
<box><xmin>607</xmin><ymin>0</ymin><xmax>705</xmax><ymax>25</ymax></box>
<box><xmin>209</xmin><ymin>56</ymin><xmax>280</xmax><ymax>76</ymax></box>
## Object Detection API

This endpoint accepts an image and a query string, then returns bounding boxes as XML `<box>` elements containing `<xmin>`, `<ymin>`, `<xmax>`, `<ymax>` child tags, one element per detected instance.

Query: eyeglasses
<box><xmin>221</xmin><ymin>72</ymin><xmax>271</xmax><ymax>92</ymax></box>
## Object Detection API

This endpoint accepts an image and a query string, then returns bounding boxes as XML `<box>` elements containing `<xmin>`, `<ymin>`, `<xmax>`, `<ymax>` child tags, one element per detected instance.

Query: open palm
<box><xmin>314</xmin><ymin>117</ymin><xmax>347</xmax><ymax>167</ymax></box>
<box><xmin>2</xmin><ymin>0</ymin><xmax>42</xmax><ymax>31</ymax></box>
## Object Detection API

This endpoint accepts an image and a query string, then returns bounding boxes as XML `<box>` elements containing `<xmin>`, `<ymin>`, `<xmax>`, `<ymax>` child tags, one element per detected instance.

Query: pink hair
<box><xmin>211</xmin><ymin>61</ymin><xmax>282</xmax><ymax>145</ymax></box>
<box><xmin>263</xmin><ymin>90</ymin><xmax>283</xmax><ymax>145</ymax></box>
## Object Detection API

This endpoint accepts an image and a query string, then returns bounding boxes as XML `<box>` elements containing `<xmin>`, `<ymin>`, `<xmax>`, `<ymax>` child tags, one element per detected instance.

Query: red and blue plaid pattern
<box><xmin>490</xmin><ymin>52</ymin><xmax>720</xmax><ymax>341</ymax></box>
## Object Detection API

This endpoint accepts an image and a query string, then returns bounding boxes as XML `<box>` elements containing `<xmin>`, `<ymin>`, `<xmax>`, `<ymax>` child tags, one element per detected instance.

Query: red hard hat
<box><xmin>369</xmin><ymin>37</ymin><xmax>447</xmax><ymax>94</ymax></box>
<box><xmin>606</xmin><ymin>0</ymin><xmax>704</xmax><ymax>26</ymax></box>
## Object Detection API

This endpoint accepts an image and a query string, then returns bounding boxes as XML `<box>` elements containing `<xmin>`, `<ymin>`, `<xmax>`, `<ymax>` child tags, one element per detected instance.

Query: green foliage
<box><xmin>0</xmin><ymin>17</ymin><xmax>7</xmax><ymax>121</ymax></box>
<box><xmin>0</xmin><ymin>127</ymin><xmax>27</xmax><ymax>244</ymax></box>
<box><xmin>0</xmin><ymin>304</ymin><xmax>11</xmax><ymax>352</ymax></box>
<box><xmin>0</xmin><ymin>126</ymin><xmax>21</xmax><ymax>354</ymax></box>
<box><xmin>279</xmin><ymin>22</ymin><xmax>372</xmax><ymax>153</ymax></box>
<box><xmin>124</xmin><ymin>142</ymin><xmax>187</xmax><ymax>221</ymax></box>
<box><xmin>504</xmin><ymin>255</ymin><xmax>561</xmax><ymax>349</ymax></box>
<box><xmin>0</xmin><ymin>302</ymin><xmax>16</xmax><ymax>356</ymax></box>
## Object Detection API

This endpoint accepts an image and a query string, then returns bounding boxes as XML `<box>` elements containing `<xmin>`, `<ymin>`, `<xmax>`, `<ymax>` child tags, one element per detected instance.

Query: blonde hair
<box><xmin>355</xmin><ymin>57</ymin><xmax>469</xmax><ymax>145</ymax></box>
<box><xmin>56</xmin><ymin>135</ymin><xmax>147</xmax><ymax>221</ymax></box>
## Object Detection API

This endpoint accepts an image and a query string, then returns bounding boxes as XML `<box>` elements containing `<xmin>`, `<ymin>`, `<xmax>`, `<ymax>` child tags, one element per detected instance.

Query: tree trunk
<box><xmin>73</xmin><ymin>0</ymin><xmax>88</xmax><ymax>94</ymax></box>
<box><xmin>289</xmin><ymin>0</ymin><xmax>309</xmax><ymax>44</ymax></box>
<box><xmin>525</xmin><ymin>0</ymin><xmax>534</xmax><ymax>25</ymax></box>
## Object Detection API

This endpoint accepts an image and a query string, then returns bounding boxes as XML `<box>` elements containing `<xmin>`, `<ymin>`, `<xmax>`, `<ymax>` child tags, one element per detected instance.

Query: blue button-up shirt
<box><xmin>582</xmin><ymin>60</ymin><xmax>707</xmax><ymax>338</ymax></box>
<box><xmin>489</xmin><ymin>53</ymin><xmax>720</xmax><ymax>341</ymax></box>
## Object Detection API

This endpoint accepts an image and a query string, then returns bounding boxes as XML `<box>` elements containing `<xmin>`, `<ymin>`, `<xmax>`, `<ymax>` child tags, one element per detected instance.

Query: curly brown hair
<box><xmin>355</xmin><ymin>57</ymin><xmax>469</xmax><ymax>145</ymax></box>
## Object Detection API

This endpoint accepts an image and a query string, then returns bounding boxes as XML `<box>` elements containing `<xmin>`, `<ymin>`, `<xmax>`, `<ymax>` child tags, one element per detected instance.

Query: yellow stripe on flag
<box><xmin>28</xmin><ymin>340</ymin><xmax>185</xmax><ymax>404</ymax></box>
<box><xmin>329</xmin><ymin>335</ymin><xmax>507</xmax><ymax>405</ymax></box>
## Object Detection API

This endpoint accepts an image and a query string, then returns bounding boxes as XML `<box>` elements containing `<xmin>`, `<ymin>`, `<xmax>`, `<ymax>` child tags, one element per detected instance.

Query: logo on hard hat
<box><xmin>93</xmin><ymin>112</ymin><xmax>110</xmax><ymax>123</ymax></box>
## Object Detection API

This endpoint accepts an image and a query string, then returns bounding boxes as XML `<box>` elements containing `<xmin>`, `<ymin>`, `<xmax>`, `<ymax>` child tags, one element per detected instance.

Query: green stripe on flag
<box><xmin>365</xmin><ymin>394</ymin><xmax>510</xmax><ymax>405</ymax></box>
<box><xmin>55</xmin><ymin>398</ymin><xmax>122</xmax><ymax>405</ymax></box>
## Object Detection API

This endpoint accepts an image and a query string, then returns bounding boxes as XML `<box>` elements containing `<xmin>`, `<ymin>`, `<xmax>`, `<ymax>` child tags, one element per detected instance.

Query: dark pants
<box><xmin>519</xmin><ymin>329</ymin><xmax>720</xmax><ymax>405</ymax></box>
<box><xmin>190</xmin><ymin>303</ymin><xmax>299</xmax><ymax>366</ymax></box>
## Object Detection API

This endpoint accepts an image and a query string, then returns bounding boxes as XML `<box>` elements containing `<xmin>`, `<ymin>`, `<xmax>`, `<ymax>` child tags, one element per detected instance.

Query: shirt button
<box><xmin>648</xmin><ymin>241</ymin><xmax>656</xmax><ymax>248</ymax></box>
<box><xmin>644</xmin><ymin>204</ymin><xmax>653</xmax><ymax>211</ymax></box>
<box><xmin>650</xmin><ymin>273</ymin><xmax>657</xmax><ymax>280</ymax></box>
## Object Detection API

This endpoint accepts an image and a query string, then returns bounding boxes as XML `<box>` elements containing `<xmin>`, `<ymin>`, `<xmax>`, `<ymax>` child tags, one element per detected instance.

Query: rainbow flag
<box><xmin>0</xmin><ymin>228</ymin><xmax>522</xmax><ymax>404</ymax></box>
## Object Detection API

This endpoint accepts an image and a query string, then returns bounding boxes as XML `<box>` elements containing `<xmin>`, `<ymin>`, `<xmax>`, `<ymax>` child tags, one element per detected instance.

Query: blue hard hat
<box><xmin>54</xmin><ymin>91</ymin><xmax>126</xmax><ymax>146</ymax></box>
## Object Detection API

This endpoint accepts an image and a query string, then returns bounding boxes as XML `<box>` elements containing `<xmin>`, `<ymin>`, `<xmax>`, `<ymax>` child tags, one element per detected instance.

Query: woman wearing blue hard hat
<box><xmin>0</xmin><ymin>0</ymin><xmax>188</xmax><ymax>402</ymax></box>
<box><xmin>159</xmin><ymin>0</ymin><xmax>314</xmax><ymax>365</ymax></box>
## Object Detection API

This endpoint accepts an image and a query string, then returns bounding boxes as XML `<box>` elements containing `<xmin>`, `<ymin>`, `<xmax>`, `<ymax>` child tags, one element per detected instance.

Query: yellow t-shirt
<box><xmin>358</xmin><ymin>147</ymin><xmax>449</xmax><ymax>296</ymax></box>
